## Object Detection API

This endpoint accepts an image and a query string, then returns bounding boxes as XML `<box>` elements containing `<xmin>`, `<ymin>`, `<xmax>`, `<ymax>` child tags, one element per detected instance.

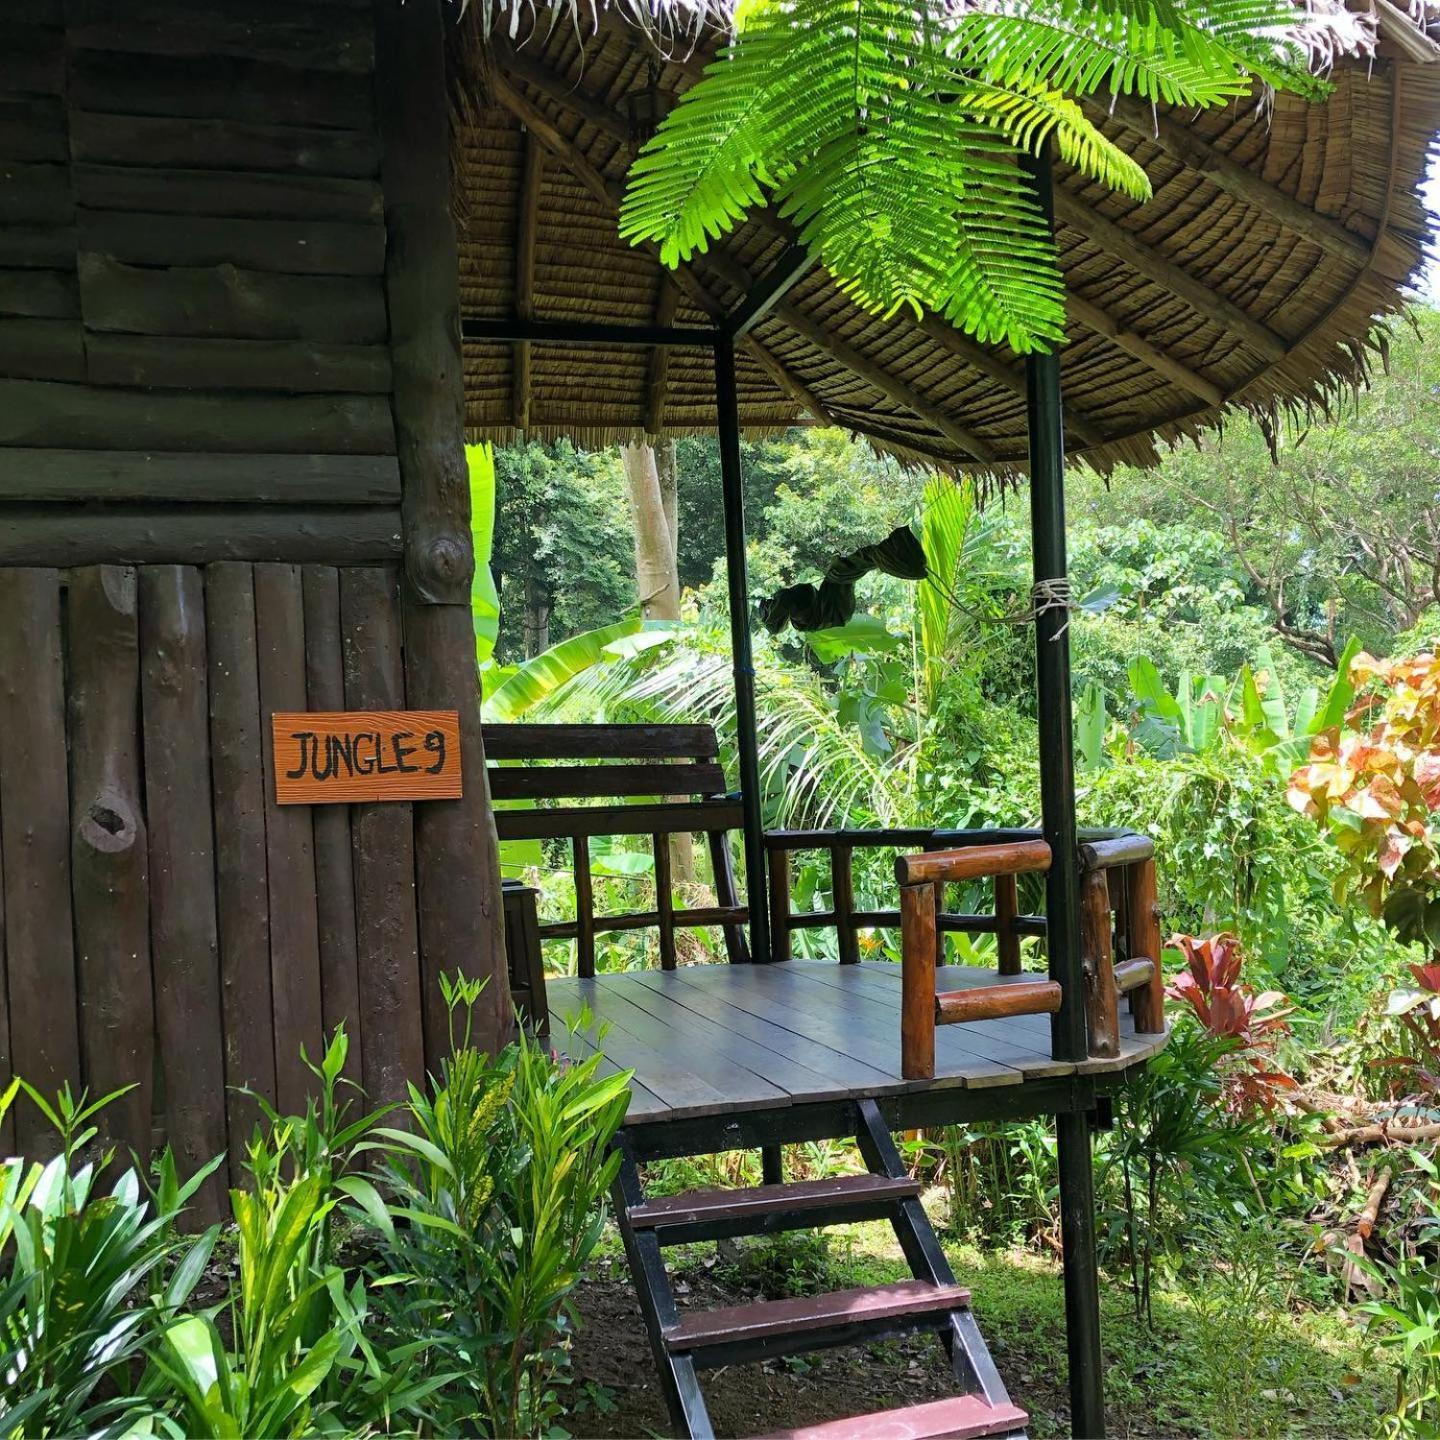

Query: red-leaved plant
<box><xmin>1167</xmin><ymin>932</ymin><xmax>1296</xmax><ymax>1113</ymax></box>
<box><xmin>1378</xmin><ymin>960</ymin><xmax>1440</xmax><ymax>1094</ymax></box>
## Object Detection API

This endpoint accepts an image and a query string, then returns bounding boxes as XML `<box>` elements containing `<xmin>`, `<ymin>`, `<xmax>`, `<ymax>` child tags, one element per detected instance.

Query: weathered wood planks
<box><xmin>139</xmin><ymin>566</ymin><xmax>227</xmax><ymax>1222</ymax></box>
<box><xmin>0</xmin><ymin>569</ymin><xmax>79</xmax><ymax>1152</ymax></box>
<box><xmin>341</xmin><ymin>566</ymin><xmax>424</xmax><ymax>1107</ymax></box>
<box><xmin>302</xmin><ymin>566</ymin><xmax>363</xmax><ymax>1086</ymax></box>
<box><xmin>0</xmin><ymin>451</ymin><xmax>400</xmax><ymax>503</ymax></box>
<box><xmin>547</xmin><ymin>962</ymin><xmax>1167</xmax><ymax>1126</ymax></box>
<box><xmin>254</xmin><ymin>564</ymin><xmax>325</xmax><ymax>1114</ymax></box>
<box><xmin>205</xmin><ymin>562</ymin><xmax>277</xmax><ymax>1183</ymax></box>
<box><xmin>67</xmin><ymin>566</ymin><xmax>153</xmax><ymax>1162</ymax></box>
<box><xmin>0</xmin><ymin>507</ymin><xmax>404</xmax><ymax>567</ymax></box>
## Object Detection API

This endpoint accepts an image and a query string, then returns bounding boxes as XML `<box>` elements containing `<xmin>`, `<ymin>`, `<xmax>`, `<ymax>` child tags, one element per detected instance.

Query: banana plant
<box><xmin>1087</xmin><ymin>638</ymin><xmax>1363</xmax><ymax>774</ymax></box>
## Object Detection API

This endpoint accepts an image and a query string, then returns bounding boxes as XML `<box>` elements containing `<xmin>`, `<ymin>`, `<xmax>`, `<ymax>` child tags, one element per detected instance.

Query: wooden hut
<box><xmin>0</xmin><ymin>2</ymin><xmax>1436</xmax><ymax>1437</ymax></box>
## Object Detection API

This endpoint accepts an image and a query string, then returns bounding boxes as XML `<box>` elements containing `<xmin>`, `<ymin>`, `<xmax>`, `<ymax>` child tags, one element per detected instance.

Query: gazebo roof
<box><xmin>450</xmin><ymin>5</ymin><xmax>1440</xmax><ymax>478</ymax></box>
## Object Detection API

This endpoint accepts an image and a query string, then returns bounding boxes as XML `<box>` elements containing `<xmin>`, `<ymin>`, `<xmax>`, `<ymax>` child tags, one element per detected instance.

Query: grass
<box><xmin>580</xmin><ymin>1194</ymin><xmax>1393</xmax><ymax>1439</ymax></box>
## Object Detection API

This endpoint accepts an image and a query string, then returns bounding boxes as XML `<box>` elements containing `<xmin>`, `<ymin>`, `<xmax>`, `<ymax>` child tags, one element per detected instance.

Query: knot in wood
<box><xmin>415</xmin><ymin>533</ymin><xmax>471</xmax><ymax>595</ymax></box>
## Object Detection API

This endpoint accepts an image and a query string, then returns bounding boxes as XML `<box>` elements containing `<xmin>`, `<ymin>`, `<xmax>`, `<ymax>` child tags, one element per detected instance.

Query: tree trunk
<box><xmin>621</xmin><ymin>440</ymin><xmax>695</xmax><ymax>892</ymax></box>
<box><xmin>522</xmin><ymin>573</ymin><xmax>550</xmax><ymax>657</ymax></box>
<box><xmin>622</xmin><ymin>441</ymin><xmax>680</xmax><ymax>622</ymax></box>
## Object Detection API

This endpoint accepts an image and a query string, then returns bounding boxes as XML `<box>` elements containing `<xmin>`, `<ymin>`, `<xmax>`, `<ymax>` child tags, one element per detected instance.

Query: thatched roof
<box><xmin>449</xmin><ymin>3</ymin><xmax>1440</xmax><ymax>478</ymax></box>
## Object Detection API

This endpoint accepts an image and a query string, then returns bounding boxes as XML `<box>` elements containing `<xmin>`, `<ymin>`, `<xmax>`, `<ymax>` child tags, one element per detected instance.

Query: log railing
<box><xmin>765</xmin><ymin>827</ymin><xmax>1050</xmax><ymax>965</ymax></box>
<box><xmin>884</xmin><ymin>829</ymin><xmax>1164</xmax><ymax>1080</ymax></box>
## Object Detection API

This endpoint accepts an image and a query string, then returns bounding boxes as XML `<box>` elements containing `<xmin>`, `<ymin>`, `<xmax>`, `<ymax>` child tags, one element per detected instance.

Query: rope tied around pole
<box><xmin>1030</xmin><ymin>576</ymin><xmax>1076</xmax><ymax>638</ymax></box>
<box><xmin>918</xmin><ymin>570</ymin><xmax>1078</xmax><ymax>635</ymax></box>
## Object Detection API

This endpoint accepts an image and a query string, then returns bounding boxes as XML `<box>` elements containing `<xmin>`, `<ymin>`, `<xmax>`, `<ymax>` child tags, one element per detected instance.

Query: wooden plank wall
<box><xmin>0</xmin><ymin>563</ymin><xmax>422</xmax><ymax>1205</ymax></box>
<box><xmin>0</xmin><ymin>1</ymin><xmax>513</xmax><ymax>1182</ymax></box>
<box><xmin>0</xmin><ymin>0</ymin><xmax>403</xmax><ymax>565</ymax></box>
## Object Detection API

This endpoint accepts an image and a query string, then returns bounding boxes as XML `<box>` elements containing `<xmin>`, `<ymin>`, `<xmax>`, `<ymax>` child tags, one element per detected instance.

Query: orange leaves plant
<box><xmin>1287</xmin><ymin>649</ymin><xmax>1440</xmax><ymax>951</ymax></box>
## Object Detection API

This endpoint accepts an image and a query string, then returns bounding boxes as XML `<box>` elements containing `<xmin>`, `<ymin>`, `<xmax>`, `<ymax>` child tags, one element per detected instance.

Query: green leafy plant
<box><xmin>370</xmin><ymin>976</ymin><xmax>630</xmax><ymax>1438</ymax></box>
<box><xmin>147</xmin><ymin>1028</ymin><xmax>421</xmax><ymax>1439</ymax></box>
<box><xmin>0</xmin><ymin>1080</ymin><xmax>220</xmax><ymax>1439</ymax></box>
<box><xmin>1100</xmin><ymin>1019</ymin><xmax>1264</xmax><ymax>1326</ymax></box>
<box><xmin>1355</xmin><ymin>1154</ymin><xmax>1440</xmax><ymax>1438</ymax></box>
<box><xmin>621</xmin><ymin>0</ymin><xmax>1331</xmax><ymax>351</ymax></box>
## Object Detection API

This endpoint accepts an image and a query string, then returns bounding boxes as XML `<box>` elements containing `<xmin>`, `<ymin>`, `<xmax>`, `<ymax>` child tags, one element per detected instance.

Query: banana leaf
<box><xmin>468</xmin><ymin>443</ymin><xmax>501</xmax><ymax>663</ymax></box>
<box><xmin>482</xmin><ymin>617</ymin><xmax>643</xmax><ymax>722</ymax></box>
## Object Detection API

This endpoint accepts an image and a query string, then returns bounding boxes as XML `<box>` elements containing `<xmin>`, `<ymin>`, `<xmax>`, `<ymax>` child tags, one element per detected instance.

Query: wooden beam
<box><xmin>726</xmin><ymin>245</ymin><xmax>816</xmax><ymax>339</ymax></box>
<box><xmin>915</xmin><ymin>312</ymin><xmax>1106</xmax><ymax>450</ymax></box>
<box><xmin>1090</xmin><ymin>94</ymin><xmax>1372</xmax><ymax>267</ymax></box>
<box><xmin>0</xmin><ymin>506</ymin><xmax>403</xmax><ymax>566</ymax></box>
<box><xmin>375</xmin><ymin>0</ymin><xmax>512</xmax><ymax>1056</ymax></box>
<box><xmin>489</xmin><ymin>74</ymin><xmax>839</xmax><ymax>427</ymax></box>
<box><xmin>1052</xmin><ymin>186</ymin><xmax>1287</xmax><ymax>364</ymax></box>
<box><xmin>513</xmin><ymin>132</ymin><xmax>543</xmax><ymax>430</ymax></box>
<box><xmin>466</xmin><ymin>317</ymin><xmax>716</xmax><ymax>345</ymax></box>
<box><xmin>775</xmin><ymin>301</ymin><xmax>994</xmax><ymax>461</ymax></box>
<box><xmin>492</xmin><ymin>35</ymin><xmax>633</xmax><ymax>143</ymax></box>
<box><xmin>1064</xmin><ymin>291</ymin><xmax>1225</xmax><ymax>407</ymax></box>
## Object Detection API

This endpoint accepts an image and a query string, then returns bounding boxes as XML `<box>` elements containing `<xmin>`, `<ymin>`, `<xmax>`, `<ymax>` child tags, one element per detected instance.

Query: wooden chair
<box><xmin>483</xmin><ymin>724</ymin><xmax>750</xmax><ymax>977</ymax></box>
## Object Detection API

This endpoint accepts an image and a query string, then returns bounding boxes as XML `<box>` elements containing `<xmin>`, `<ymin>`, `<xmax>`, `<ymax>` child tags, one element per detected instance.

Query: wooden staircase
<box><xmin>612</xmin><ymin>1099</ymin><xmax>1028</xmax><ymax>1440</ymax></box>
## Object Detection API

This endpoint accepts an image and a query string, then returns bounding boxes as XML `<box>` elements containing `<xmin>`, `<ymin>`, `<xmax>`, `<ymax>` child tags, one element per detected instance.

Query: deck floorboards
<box><xmin>548</xmin><ymin>961</ymin><xmax>1166</xmax><ymax>1124</ymax></box>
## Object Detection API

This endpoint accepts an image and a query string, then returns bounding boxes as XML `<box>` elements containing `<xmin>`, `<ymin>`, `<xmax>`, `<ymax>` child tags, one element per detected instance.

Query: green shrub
<box><xmin>370</xmin><ymin>977</ymin><xmax>630</xmax><ymax>1437</ymax></box>
<box><xmin>0</xmin><ymin>1081</ymin><xmax>219</xmax><ymax>1439</ymax></box>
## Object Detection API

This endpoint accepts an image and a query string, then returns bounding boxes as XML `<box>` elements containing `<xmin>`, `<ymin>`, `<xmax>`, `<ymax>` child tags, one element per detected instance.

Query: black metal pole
<box><xmin>715</xmin><ymin>333</ymin><xmax>770</xmax><ymax>963</ymax></box>
<box><xmin>1024</xmin><ymin>149</ymin><xmax>1106</xmax><ymax>1440</ymax></box>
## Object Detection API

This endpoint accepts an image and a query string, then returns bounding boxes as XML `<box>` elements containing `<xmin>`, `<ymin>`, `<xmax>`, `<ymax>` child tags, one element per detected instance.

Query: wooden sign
<box><xmin>271</xmin><ymin>710</ymin><xmax>463</xmax><ymax>804</ymax></box>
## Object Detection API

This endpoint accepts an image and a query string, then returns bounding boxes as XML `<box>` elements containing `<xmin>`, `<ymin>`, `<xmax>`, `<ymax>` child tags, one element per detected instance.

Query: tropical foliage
<box><xmin>621</xmin><ymin>0</ymin><xmax>1338</xmax><ymax>350</ymax></box>
<box><xmin>0</xmin><ymin>993</ymin><xmax>628</xmax><ymax>1440</ymax></box>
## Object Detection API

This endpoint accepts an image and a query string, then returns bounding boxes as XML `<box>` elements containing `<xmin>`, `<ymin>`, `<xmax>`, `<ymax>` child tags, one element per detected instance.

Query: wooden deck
<box><xmin>550</xmin><ymin>960</ymin><xmax>1167</xmax><ymax>1126</ymax></box>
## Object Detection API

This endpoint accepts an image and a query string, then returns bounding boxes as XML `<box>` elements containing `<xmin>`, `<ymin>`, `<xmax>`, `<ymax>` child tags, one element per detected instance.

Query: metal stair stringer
<box><xmin>610</xmin><ymin>1100</ymin><xmax>1028</xmax><ymax>1440</ymax></box>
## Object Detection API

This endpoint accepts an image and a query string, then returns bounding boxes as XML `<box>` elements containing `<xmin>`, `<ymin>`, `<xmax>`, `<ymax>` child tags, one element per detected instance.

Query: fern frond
<box><xmin>621</xmin><ymin>0</ymin><xmax>1341</xmax><ymax>353</ymax></box>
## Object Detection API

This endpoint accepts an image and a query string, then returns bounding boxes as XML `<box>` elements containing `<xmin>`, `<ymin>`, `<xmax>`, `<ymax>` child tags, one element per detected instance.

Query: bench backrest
<box><xmin>483</xmin><ymin>723</ymin><xmax>729</xmax><ymax>803</ymax></box>
<box><xmin>481</xmin><ymin>722</ymin><xmax>748</xmax><ymax>975</ymax></box>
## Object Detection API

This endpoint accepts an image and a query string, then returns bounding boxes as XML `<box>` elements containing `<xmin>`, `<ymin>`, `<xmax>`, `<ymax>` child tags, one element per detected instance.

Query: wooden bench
<box><xmin>484</xmin><ymin>723</ymin><xmax>750</xmax><ymax>979</ymax></box>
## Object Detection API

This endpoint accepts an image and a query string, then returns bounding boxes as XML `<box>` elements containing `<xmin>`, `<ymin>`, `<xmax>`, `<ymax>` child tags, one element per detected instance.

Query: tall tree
<box><xmin>621</xmin><ymin>440</ymin><xmax>681</xmax><ymax>621</ymax></box>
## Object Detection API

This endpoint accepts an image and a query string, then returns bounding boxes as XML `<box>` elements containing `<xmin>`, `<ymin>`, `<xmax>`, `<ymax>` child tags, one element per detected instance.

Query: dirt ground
<box><xmin>566</xmin><ymin>1247</ymin><xmax>1073</xmax><ymax>1440</ymax></box>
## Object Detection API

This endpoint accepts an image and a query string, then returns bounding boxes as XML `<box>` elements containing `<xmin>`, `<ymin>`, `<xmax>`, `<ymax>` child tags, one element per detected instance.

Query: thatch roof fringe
<box><xmin>448</xmin><ymin>1</ymin><xmax>1440</xmax><ymax>481</ymax></box>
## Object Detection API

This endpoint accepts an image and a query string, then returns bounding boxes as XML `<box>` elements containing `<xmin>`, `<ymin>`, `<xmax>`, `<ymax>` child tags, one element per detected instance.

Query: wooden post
<box><xmin>140</xmin><ymin>566</ymin><xmax>228</xmax><ymax>1223</ymax></box>
<box><xmin>67</xmin><ymin>566</ymin><xmax>153</xmax><ymax>1165</ymax></box>
<box><xmin>832</xmin><ymin>844</ymin><xmax>858</xmax><ymax>964</ymax></box>
<box><xmin>710</xmin><ymin>829</ymin><xmax>749</xmax><ymax>963</ymax></box>
<box><xmin>715</xmin><ymin>333</ymin><xmax>770</xmax><ymax>963</ymax></box>
<box><xmin>900</xmin><ymin>881</ymin><xmax>937</xmax><ymax>1081</ymax></box>
<box><xmin>254</xmin><ymin>564</ymin><xmax>325</xmax><ymax>1114</ymax></box>
<box><xmin>341</xmin><ymin>566</ymin><xmax>425</xmax><ymax>1108</ymax></box>
<box><xmin>206</xmin><ymin>563</ymin><xmax>277</xmax><ymax>1185</ymax></box>
<box><xmin>654</xmin><ymin>831</ymin><xmax>676</xmax><ymax>970</ymax></box>
<box><xmin>0</xmin><ymin>569</ymin><xmax>80</xmax><ymax>1156</ymax></box>
<box><xmin>375</xmin><ymin>0</ymin><xmax>512</xmax><ymax>1056</ymax></box>
<box><xmin>995</xmin><ymin>872</ymin><xmax>1021</xmax><ymax>976</ymax></box>
<box><xmin>301</xmin><ymin>566</ymin><xmax>363</xmax><ymax>1087</ymax></box>
<box><xmin>575</xmin><ymin>836</ymin><xmax>596</xmax><ymax>978</ymax></box>
<box><xmin>1025</xmin><ymin>148</ymin><xmax>1105</xmax><ymax>1440</ymax></box>
<box><xmin>1127</xmin><ymin>858</ymin><xmax>1165</xmax><ymax>1035</ymax></box>
<box><xmin>1079</xmin><ymin>869</ymin><xmax>1120</xmax><ymax>1060</ymax></box>
<box><xmin>767</xmin><ymin>846</ymin><xmax>792</xmax><ymax>962</ymax></box>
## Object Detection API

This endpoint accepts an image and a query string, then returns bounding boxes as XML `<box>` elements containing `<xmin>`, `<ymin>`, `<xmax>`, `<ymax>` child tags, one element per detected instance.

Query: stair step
<box><xmin>759</xmin><ymin>1394</ymin><xmax>1029</xmax><ymax>1440</ymax></box>
<box><xmin>629</xmin><ymin>1173</ymin><xmax>921</xmax><ymax>1241</ymax></box>
<box><xmin>664</xmin><ymin>1279</ymin><xmax>970</xmax><ymax>1354</ymax></box>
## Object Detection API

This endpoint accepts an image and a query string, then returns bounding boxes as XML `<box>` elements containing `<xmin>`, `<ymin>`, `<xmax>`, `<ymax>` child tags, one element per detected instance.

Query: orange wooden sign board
<box><xmin>271</xmin><ymin>710</ymin><xmax>463</xmax><ymax>804</ymax></box>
